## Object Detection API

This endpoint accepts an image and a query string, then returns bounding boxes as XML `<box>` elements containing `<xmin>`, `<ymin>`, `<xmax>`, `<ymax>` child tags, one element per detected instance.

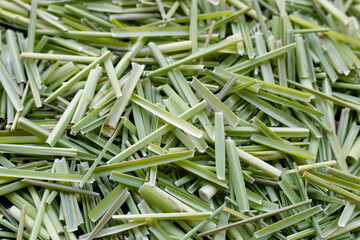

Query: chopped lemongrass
<box><xmin>0</xmin><ymin>0</ymin><xmax>358</xmax><ymax>238</ymax></box>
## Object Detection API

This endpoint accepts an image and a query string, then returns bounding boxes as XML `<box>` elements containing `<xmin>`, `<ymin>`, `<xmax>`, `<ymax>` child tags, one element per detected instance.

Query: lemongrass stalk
<box><xmin>45</xmin><ymin>50</ymin><xmax>111</xmax><ymax>103</ymax></box>
<box><xmin>198</xmin><ymin>183</ymin><xmax>220</xmax><ymax>201</ymax></box>
<box><xmin>94</xmin><ymin>150</ymin><xmax>194</xmax><ymax>176</ymax></box>
<box><xmin>0</xmin><ymin>167</ymin><xmax>90</xmax><ymax>183</ymax></box>
<box><xmin>0</xmin><ymin>143</ymin><xmax>77</xmax><ymax>157</ymax></box>
<box><xmin>191</xmin><ymin>77</ymin><xmax>239</xmax><ymax>127</ymax></box>
<box><xmin>303</xmin><ymin>171</ymin><xmax>360</xmax><ymax>203</ymax></box>
<box><xmin>226</xmin><ymin>138</ymin><xmax>249</xmax><ymax>212</ymax></box>
<box><xmin>79</xmin><ymin>221</ymin><xmax>147</xmax><ymax>240</ymax></box>
<box><xmin>190</xmin><ymin>0</ymin><xmax>197</xmax><ymax>53</ymax></box>
<box><xmin>286</xmin><ymin>161</ymin><xmax>337</xmax><ymax>173</ymax></box>
<box><xmin>199</xmin><ymin>199</ymin><xmax>312</xmax><ymax>236</ymax></box>
<box><xmin>215</xmin><ymin>112</ymin><xmax>226</xmax><ymax>180</ymax></box>
<box><xmin>5</xmin><ymin>30</ymin><xmax>26</xmax><ymax>84</ymax></box>
<box><xmin>147</xmin><ymin>34</ymin><xmax>243</xmax><ymax>76</ymax></box>
<box><xmin>138</xmin><ymin>41</ymin><xmax>192</xmax><ymax>57</ymax></box>
<box><xmin>179</xmin><ymin>204</ymin><xmax>226</xmax><ymax>240</ymax></box>
<box><xmin>114</xmin><ymin>212</ymin><xmax>212</xmax><ymax>221</ymax></box>
<box><xmin>0</xmin><ymin>60</ymin><xmax>22</xmax><ymax>111</ymax></box>
<box><xmin>103</xmin><ymin>50</ymin><xmax>121</xmax><ymax>98</ymax></box>
<box><xmin>29</xmin><ymin>189</ymin><xmax>50</xmax><ymax>240</ymax></box>
<box><xmin>226</xmin><ymin>43</ymin><xmax>296</xmax><ymax>73</ymax></box>
<box><xmin>253</xmin><ymin>205</ymin><xmax>322</xmax><ymax>239</ymax></box>
<box><xmin>21</xmin><ymin>52</ymin><xmax>98</xmax><ymax>62</ymax></box>
<box><xmin>236</xmin><ymin>148</ymin><xmax>281</xmax><ymax>178</ymax></box>
<box><xmin>64</xmin><ymin>4</ymin><xmax>114</xmax><ymax>28</ymax></box>
<box><xmin>72</xmin><ymin>66</ymin><xmax>102</xmax><ymax>124</ymax></box>
<box><xmin>22</xmin><ymin>179</ymin><xmax>99</xmax><ymax>197</ymax></box>
<box><xmin>289</xmin><ymin>15</ymin><xmax>360</xmax><ymax>47</ymax></box>
<box><xmin>251</xmin><ymin>134</ymin><xmax>315</xmax><ymax>161</ymax></box>
<box><xmin>8</xmin><ymin>206</ymin><xmax>50</xmax><ymax>240</ymax></box>
<box><xmin>139</xmin><ymin>183</ymin><xmax>217</xmax><ymax>231</ymax></box>
<box><xmin>26</xmin><ymin>0</ymin><xmax>37</xmax><ymax>52</ymax></box>
<box><xmin>44</xmin><ymin>62</ymin><xmax>75</xmax><ymax>85</ymax></box>
<box><xmin>131</xmin><ymin>93</ymin><xmax>203</xmax><ymax>138</ymax></box>
<box><xmin>110</xmin><ymin>171</ymin><xmax>145</xmax><ymax>187</ymax></box>
<box><xmin>86</xmin><ymin>188</ymin><xmax>130</xmax><ymax>240</ymax></box>
<box><xmin>80</xmin><ymin>120</ymin><xmax>123</xmax><ymax>187</ymax></box>
<box><xmin>102</xmin><ymin>63</ymin><xmax>145</xmax><ymax>136</ymax></box>
<box><xmin>16</xmin><ymin>205</ymin><xmax>26</xmax><ymax>240</ymax></box>
<box><xmin>46</xmin><ymin>90</ymin><xmax>82</xmax><ymax>146</ymax></box>
<box><xmin>115</xmin><ymin>37</ymin><xmax>147</xmax><ymax>78</ymax></box>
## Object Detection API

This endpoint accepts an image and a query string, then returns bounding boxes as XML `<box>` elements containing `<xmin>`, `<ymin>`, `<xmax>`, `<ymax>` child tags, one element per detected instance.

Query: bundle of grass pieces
<box><xmin>1</xmin><ymin>0</ymin><xmax>360</xmax><ymax>239</ymax></box>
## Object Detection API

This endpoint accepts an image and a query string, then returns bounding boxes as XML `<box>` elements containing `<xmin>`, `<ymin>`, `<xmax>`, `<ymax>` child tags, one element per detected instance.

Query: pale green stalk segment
<box><xmin>338</xmin><ymin>201</ymin><xmax>356</xmax><ymax>227</ymax></box>
<box><xmin>191</xmin><ymin>77</ymin><xmax>239</xmax><ymax>127</ymax></box>
<box><xmin>252</xmin><ymin>117</ymin><xmax>282</xmax><ymax>141</ymax></box>
<box><xmin>22</xmin><ymin>179</ymin><xmax>99</xmax><ymax>197</ymax></box>
<box><xmin>253</xmin><ymin>205</ymin><xmax>322</xmax><ymax>239</ymax></box>
<box><xmin>110</xmin><ymin>171</ymin><xmax>145</xmax><ymax>188</ymax></box>
<box><xmin>316</xmin><ymin>0</ymin><xmax>350</xmax><ymax>25</ymax></box>
<box><xmin>199</xmin><ymin>200</ymin><xmax>312</xmax><ymax>237</ymax></box>
<box><xmin>96</xmin><ymin>151</ymin><xmax>194</xmax><ymax>176</ymax></box>
<box><xmin>256</xmin><ymin>91</ymin><xmax>323</xmax><ymax>116</ymax></box>
<box><xmin>115</xmin><ymin>37</ymin><xmax>147</xmax><ymax>78</ymax></box>
<box><xmin>226</xmin><ymin>43</ymin><xmax>296</xmax><ymax>73</ymax></box>
<box><xmin>286</xmin><ymin>161</ymin><xmax>337</xmax><ymax>173</ymax></box>
<box><xmin>72</xmin><ymin>66</ymin><xmax>102</xmax><ymax>124</ymax></box>
<box><xmin>5</xmin><ymin>30</ymin><xmax>26</xmax><ymax>84</ymax></box>
<box><xmin>174</xmin><ymin>159</ymin><xmax>228</xmax><ymax>189</ymax></box>
<box><xmin>46</xmin><ymin>90</ymin><xmax>83</xmax><ymax>146</ymax></box>
<box><xmin>131</xmin><ymin>94</ymin><xmax>203</xmax><ymax>138</ymax></box>
<box><xmin>326</xmin><ymin>167</ymin><xmax>360</xmax><ymax>185</ymax></box>
<box><xmin>190</xmin><ymin>0</ymin><xmax>197</xmax><ymax>54</ymax></box>
<box><xmin>111</xmin><ymin>26</ymin><xmax>189</xmax><ymax>38</ymax></box>
<box><xmin>0</xmin><ymin>144</ymin><xmax>77</xmax><ymax>157</ymax></box>
<box><xmin>231</xmin><ymin>74</ymin><xmax>313</xmax><ymax>102</ymax></box>
<box><xmin>227</xmin><ymin>0</ymin><xmax>258</xmax><ymax>19</ymax></box>
<box><xmin>26</xmin><ymin>0</ymin><xmax>38</xmax><ymax>52</ymax></box>
<box><xmin>113</xmin><ymin>212</ymin><xmax>211</xmax><ymax>221</ymax></box>
<box><xmin>0</xmin><ymin>60</ymin><xmax>23</xmax><ymax>111</ymax></box>
<box><xmin>21</xmin><ymin>53</ymin><xmax>98</xmax><ymax>62</ymax></box>
<box><xmin>16</xmin><ymin>205</ymin><xmax>26</xmax><ymax>240</ymax></box>
<box><xmin>65</xmin><ymin>4</ymin><xmax>114</xmax><ymax>28</ymax></box>
<box><xmin>147</xmin><ymin>34</ymin><xmax>243</xmax><ymax>76</ymax></box>
<box><xmin>215</xmin><ymin>112</ymin><xmax>226</xmax><ymax>180</ymax></box>
<box><xmin>86</xmin><ymin>188</ymin><xmax>130</xmax><ymax>240</ymax></box>
<box><xmin>29</xmin><ymin>189</ymin><xmax>50</xmax><ymax>240</ymax></box>
<box><xmin>203</xmin><ymin>8</ymin><xmax>250</xmax><ymax>33</ymax></box>
<box><xmin>139</xmin><ymin>183</ymin><xmax>217</xmax><ymax>232</ymax></box>
<box><xmin>179</xmin><ymin>204</ymin><xmax>226</xmax><ymax>240</ymax></box>
<box><xmin>236</xmin><ymin>148</ymin><xmax>281</xmax><ymax>178</ymax></box>
<box><xmin>288</xmin><ymin>79</ymin><xmax>360</xmax><ymax>111</ymax></box>
<box><xmin>103</xmin><ymin>63</ymin><xmax>145</xmax><ymax>136</ymax></box>
<box><xmin>103</xmin><ymin>51</ymin><xmax>121</xmax><ymax>98</ymax></box>
<box><xmin>303</xmin><ymin>171</ymin><xmax>360</xmax><ymax>203</ymax></box>
<box><xmin>79</xmin><ymin>221</ymin><xmax>147</xmax><ymax>240</ymax></box>
<box><xmin>45</xmin><ymin>50</ymin><xmax>111</xmax><ymax>103</ymax></box>
<box><xmin>239</xmin><ymin>90</ymin><xmax>305</xmax><ymax>128</ymax></box>
<box><xmin>0</xmin><ymin>167</ymin><xmax>89</xmax><ymax>183</ymax></box>
<box><xmin>226</xmin><ymin>138</ymin><xmax>249</xmax><ymax>212</ymax></box>
<box><xmin>88</xmin><ymin>185</ymin><xmax>125</xmax><ymax>222</ymax></box>
<box><xmin>80</xmin><ymin>121</ymin><xmax>123</xmax><ymax>187</ymax></box>
<box><xmin>8</xmin><ymin>206</ymin><xmax>50</xmax><ymax>240</ymax></box>
<box><xmin>251</xmin><ymin>134</ymin><xmax>315</xmax><ymax>161</ymax></box>
<box><xmin>107</xmin><ymin>101</ymin><xmax>206</xmax><ymax>164</ymax></box>
<box><xmin>289</xmin><ymin>15</ymin><xmax>360</xmax><ymax>47</ymax></box>
<box><xmin>138</xmin><ymin>41</ymin><xmax>191</xmax><ymax>57</ymax></box>
<box><xmin>225</xmin><ymin>126</ymin><xmax>309</xmax><ymax>137</ymax></box>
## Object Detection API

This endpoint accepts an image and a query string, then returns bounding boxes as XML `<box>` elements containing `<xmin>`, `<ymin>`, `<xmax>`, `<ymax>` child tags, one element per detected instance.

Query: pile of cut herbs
<box><xmin>0</xmin><ymin>0</ymin><xmax>360</xmax><ymax>239</ymax></box>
